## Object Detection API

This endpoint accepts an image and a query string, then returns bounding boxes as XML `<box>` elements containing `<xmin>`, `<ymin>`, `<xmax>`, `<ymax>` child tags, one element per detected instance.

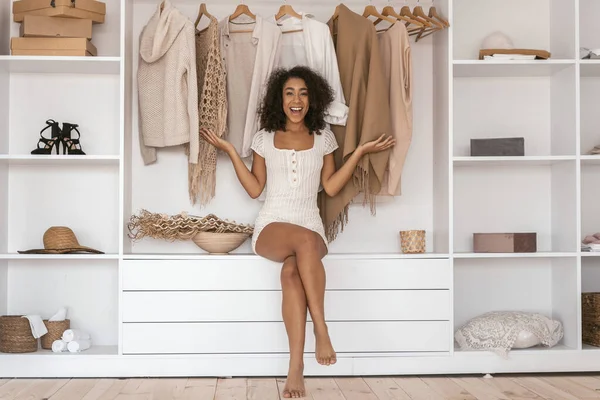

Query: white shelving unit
<box><xmin>1</xmin><ymin>0</ymin><xmax>600</xmax><ymax>378</ymax></box>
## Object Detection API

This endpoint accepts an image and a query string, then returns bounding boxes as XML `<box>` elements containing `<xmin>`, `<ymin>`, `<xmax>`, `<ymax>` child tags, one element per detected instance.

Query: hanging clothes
<box><xmin>186</xmin><ymin>15</ymin><xmax>228</xmax><ymax>206</ymax></box>
<box><xmin>218</xmin><ymin>15</ymin><xmax>281</xmax><ymax>159</ymax></box>
<box><xmin>376</xmin><ymin>22</ymin><xmax>413</xmax><ymax>196</ymax></box>
<box><xmin>272</xmin><ymin>13</ymin><xmax>348</xmax><ymax>126</ymax></box>
<box><xmin>137</xmin><ymin>0</ymin><xmax>199</xmax><ymax>166</ymax></box>
<box><xmin>319</xmin><ymin>4</ymin><xmax>392</xmax><ymax>242</ymax></box>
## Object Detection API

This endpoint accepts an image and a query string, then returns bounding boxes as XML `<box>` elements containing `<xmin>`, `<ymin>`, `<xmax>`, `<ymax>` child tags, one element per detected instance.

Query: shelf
<box><xmin>453</xmin><ymin>252</ymin><xmax>577</xmax><ymax>259</ymax></box>
<box><xmin>453</xmin><ymin>60</ymin><xmax>575</xmax><ymax>77</ymax></box>
<box><xmin>0</xmin><ymin>56</ymin><xmax>120</xmax><ymax>75</ymax></box>
<box><xmin>123</xmin><ymin>253</ymin><xmax>451</xmax><ymax>261</ymax></box>
<box><xmin>581</xmin><ymin>252</ymin><xmax>600</xmax><ymax>257</ymax></box>
<box><xmin>0</xmin><ymin>155</ymin><xmax>120</xmax><ymax>166</ymax></box>
<box><xmin>454</xmin><ymin>344</ymin><xmax>575</xmax><ymax>355</ymax></box>
<box><xmin>453</xmin><ymin>156</ymin><xmax>576</xmax><ymax>166</ymax></box>
<box><xmin>580</xmin><ymin>60</ymin><xmax>600</xmax><ymax>77</ymax></box>
<box><xmin>0</xmin><ymin>345</ymin><xmax>118</xmax><ymax>357</ymax></box>
<box><xmin>580</xmin><ymin>155</ymin><xmax>600</xmax><ymax>164</ymax></box>
<box><xmin>0</xmin><ymin>253</ymin><xmax>119</xmax><ymax>260</ymax></box>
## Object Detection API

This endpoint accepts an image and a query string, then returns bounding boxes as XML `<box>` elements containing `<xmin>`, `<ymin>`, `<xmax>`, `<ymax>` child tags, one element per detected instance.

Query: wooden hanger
<box><xmin>228</xmin><ymin>2</ymin><xmax>256</xmax><ymax>33</ymax></box>
<box><xmin>411</xmin><ymin>4</ymin><xmax>444</xmax><ymax>41</ymax></box>
<box><xmin>276</xmin><ymin>4</ymin><xmax>302</xmax><ymax>21</ymax></box>
<box><xmin>194</xmin><ymin>3</ymin><xmax>213</xmax><ymax>28</ymax></box>
<box><xmin>363</xmin><ymin>4</ymin><xmax>396</xmax><ymax>25</ymax></box>
<box><xmin>331</xmin><ymin>4</ymin><xmax>341</xmax><ymax>21</ymax></box>
<box><xmin>379</xmin><ymin>5</ymin><xmax>424</xmax><ymax>28</ymax></box>
<box><xmin>413</xmin><ymin>5</ymin><xmax>443</xmax><ymax>29</ymax></box>
<box><xmin>229</xmin><ymin>2</ymin><xmax>256</xmax><ymax>22</ymax></box>
<box><xmin>429</xmin><ymin>5</ymin><xmax>449</xmax><ymax>27</ymax></box>
<box><xmin>400</xmin><ymin>5</ymin><xmax>431</xmax><ymax>34</ymax></box>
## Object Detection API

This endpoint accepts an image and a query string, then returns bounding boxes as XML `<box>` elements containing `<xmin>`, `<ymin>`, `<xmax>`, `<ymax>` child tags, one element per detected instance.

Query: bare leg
<box><xmin>280</xmin><ymin>256</ymin><xmax>307</xmax><ymax>398</ymax></box>
<box><xmin>256</xmin><ymin>222</ymin><xmax>337</xmax><ymax>368</ymax></box>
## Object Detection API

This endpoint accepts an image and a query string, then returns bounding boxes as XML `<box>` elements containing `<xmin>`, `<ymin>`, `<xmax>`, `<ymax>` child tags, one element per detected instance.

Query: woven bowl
<box><xmin>399</xmin><ymin>230</ymin><xmax>426</xmax><ymax>254</ymax></box>
<box><xmin>192</xmin><ymin>232</ymin><xmax>250</xmax><ymax>254</ymax></box>
<box><xmin>41</xmin><ymin>319</ymin><xmax>70</xmax><ymax>350</ymax></box>
<box><xmin>0</xmin><ymin>315</ymin><xmax>38</xmax><ymax>353</ymax></box>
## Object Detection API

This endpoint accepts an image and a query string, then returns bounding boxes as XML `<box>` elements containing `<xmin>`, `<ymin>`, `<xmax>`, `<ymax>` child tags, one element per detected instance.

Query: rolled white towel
<box><xmin>67</xmin><ymin>339</ymin><xmax>91</xmax><ymax>353</ymax></box>
<box><xmin>52</xmin><ymin>340</ymin><xmax>68</xmax><ymax>353</ymax></box>
<box><xmin>62</xmin><ymin>329</ymin><xmax>90</xmax><ymax>343</ymax></box>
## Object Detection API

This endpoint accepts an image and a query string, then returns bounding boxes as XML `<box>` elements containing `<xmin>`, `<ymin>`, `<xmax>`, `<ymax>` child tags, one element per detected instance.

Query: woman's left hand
<box><xmin>359</xmin><ymin>134</ymin><xmax>396</xmax><ymax>155</ymax></box>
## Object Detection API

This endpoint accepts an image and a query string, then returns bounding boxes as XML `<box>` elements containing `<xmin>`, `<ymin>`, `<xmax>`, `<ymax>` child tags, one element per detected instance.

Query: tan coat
<box><xmin>377</xmin><ymin>22</ymin><xmax>413</xmax><ymax>196</ymax></box>
<box><xmin>319</xmin><ymin>4</ymin><xmax>392</xmax><ymax>242</ymax></box>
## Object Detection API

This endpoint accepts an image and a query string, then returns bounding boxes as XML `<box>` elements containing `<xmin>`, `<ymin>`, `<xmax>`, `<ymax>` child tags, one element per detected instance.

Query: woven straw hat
<box><xmin>18</xmin><ymin>226</ymin><xmax>104</xmax><ymax>254</ymax></box>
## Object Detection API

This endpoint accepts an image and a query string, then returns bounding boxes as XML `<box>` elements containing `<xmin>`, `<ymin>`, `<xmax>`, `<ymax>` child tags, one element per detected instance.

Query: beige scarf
<box><xmin>186</xmin><ymin>16</ymin><xmax>228</xmax><ymax>206</ymax></box>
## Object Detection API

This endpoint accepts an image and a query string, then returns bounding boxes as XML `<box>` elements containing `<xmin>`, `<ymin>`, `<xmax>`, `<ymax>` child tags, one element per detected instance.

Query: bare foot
<box><xmin>282</xmin><ymin>363</ymin><xmax>305</xmax><ymax>398</ymax></box>
<box><xmin>315</xmin><ymin>326</ymin><xmax>337</xmax><ymax>366</ymax></box>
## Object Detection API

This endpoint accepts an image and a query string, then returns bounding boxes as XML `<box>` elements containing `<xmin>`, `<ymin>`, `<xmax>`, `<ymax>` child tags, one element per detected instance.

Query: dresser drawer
<box><xmin>121</xmin><ymin>258</ymin><xmax>450</xmax><ymax>291</ymax></box>
<box><xmin>122</xmin><ymin>321</ymin><xmax>450</xmax><ymax>354</ymax></box>
<box><xmin>122</xmin><ymin>289</ymin><xmax>450</xmax><ymax>322</ymax></box>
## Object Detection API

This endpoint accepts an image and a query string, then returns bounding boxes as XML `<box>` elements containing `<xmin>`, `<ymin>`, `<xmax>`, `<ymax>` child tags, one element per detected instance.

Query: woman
<box><xmin>200</xmin><ymin>66</ymin><xmax>395</xmax><ymax>398</ymax></box>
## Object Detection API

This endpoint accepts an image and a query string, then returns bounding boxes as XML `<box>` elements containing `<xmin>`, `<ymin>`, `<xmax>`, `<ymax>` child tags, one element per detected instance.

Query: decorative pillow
<box><xmin>454</xmin><ymin>311</ymin><xmax>564</xmax><ymax>358</ymax></box>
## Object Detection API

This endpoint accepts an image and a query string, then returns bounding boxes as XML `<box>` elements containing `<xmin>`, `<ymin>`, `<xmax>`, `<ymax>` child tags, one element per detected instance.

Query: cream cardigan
<box><xmin>137</xmin><ymin>0</ymin><xmax>199</xmax><ymax>165</ymax></box>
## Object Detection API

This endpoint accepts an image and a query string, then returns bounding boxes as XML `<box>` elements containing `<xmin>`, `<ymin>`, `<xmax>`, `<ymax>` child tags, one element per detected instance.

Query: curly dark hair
<box><xmin>257</xmin><ymin>66</ymin><xmax>335</xmax><ymax>135</ymax></box>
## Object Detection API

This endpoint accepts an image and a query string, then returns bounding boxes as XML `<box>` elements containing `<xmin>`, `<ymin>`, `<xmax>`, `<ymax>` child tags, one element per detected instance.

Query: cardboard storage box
<box><xmin>473</xmin><ymin>233</ymin><xmax>537</xmax><ymax>253</ymax></box>
<box><xmin>470</xmin><ymin>137</ymin><xmax>525</xmax><ymax>156</ymax></box>
<box><xmin>13</xmin><ymin>0</ymin><xmax>106</xmax><ymax>23</ymax></box>
<box><xmin>20</xmin><ymin>15</ymin><xmax>92</xmax><ymax>39</ymax></box>
<box><xmin>11</xmin><ymin>37</ymin><xmax>97</xmax><ymax>56</ymax></box>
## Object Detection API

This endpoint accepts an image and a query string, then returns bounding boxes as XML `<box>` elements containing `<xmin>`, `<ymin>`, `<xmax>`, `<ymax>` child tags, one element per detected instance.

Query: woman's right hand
<box><xmin>200</xmin><ymin>128</ymin><xmax>233</xmax><ymax>154</ymax></box>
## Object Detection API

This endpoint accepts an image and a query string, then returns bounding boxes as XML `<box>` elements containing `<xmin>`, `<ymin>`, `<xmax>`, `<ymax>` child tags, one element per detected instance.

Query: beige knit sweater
<box><xmin>137</xmin><ymin>0</ymin><xmax>199</xmax><ymax>165</ymax></box>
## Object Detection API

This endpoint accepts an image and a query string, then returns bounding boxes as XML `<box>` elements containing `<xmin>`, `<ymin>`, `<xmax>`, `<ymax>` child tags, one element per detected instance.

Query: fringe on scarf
<box><xmin>322</xmin><ymin>159</ymin><xmax>378</xmax><ymax>243</ymax></box>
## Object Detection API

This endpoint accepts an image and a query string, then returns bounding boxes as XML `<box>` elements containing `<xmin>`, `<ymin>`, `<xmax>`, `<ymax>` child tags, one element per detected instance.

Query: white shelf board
<box><xmin>453</xmin><ymin>60</ymin><xmax>575</xmax><ymax>77</ymax></box>
<box><xmin>580</xmin><ymin>60</ymin><xmax>600</xmax><ymax>77</ymax></box>
<box><xmin>0</xmin><ymin>345</ymin><xmax>118</xmax><ymax>357</ymax></box>
<box><xmin>0</xmin><ymin>253</ymin><xmax>119</xmax><ymax>260</ymax></box>
<box><xmin>0</xmin><ymin>56</ymin><xmax>120</xmax><ymax>74</ymax></box>
<box><xmin>454</xmin><ymin>344</ymin><xmax>575</xmax><ymax>355</ymax></box>
<box><xmin>123</xmin><ymin>253</ymin><xmax>451</xmax><ymax>261</ymax></box>
<box><xmin>580</xmin><ymin>155</ymin><xmax>600</xmax><ymax>165</ymax></box>
<box><xmin>453</xmin><ymin>252</ymin><xmax>577</xmax><ymax>259</ymax></box>
<box><xmin>0</xmin><ymin>154</ymin><xmax>120</xmax><ymax>165</ymax></box>
<box><xmin>581</xmin><ymin>252</ymin><xmax>600</xmax><ymax>257</ymax></box>
<box><xmin>453</xmin><ymin>156</ymin><xmax>576</xmax><ymax>167</ymax></box>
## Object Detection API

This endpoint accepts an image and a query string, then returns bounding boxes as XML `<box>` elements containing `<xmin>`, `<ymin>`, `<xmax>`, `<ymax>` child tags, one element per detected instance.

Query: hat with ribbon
<box><xmin>18</xmin><ymin>226</ymin><xmax>104</xmax><ymax>254</ymax></box>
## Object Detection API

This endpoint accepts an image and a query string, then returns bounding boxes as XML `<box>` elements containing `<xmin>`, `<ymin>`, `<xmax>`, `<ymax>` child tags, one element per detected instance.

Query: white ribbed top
<box><xmin>250</xmin><ymin>128</ymin><xmax>339</xmax><ymax>252</ymax></box>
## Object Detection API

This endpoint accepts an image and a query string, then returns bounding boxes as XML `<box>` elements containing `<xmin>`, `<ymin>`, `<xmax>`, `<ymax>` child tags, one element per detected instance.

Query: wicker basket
<box><xmin>41</xmin><ymin>319</ymin><xmax>70</xmax><ymax>350</ymax></box>
<box><xmin>0</xmin><ymin>315</ymin><xmax>37</xmax><ymax>353</ymax></box>
<box><xmin>582</xmin><ymin>292</ymin><xmax>600</xmax><ymax>347</ymax></box>
<box><xmin>400</xmin><ymin>230</ymin><xmax>426</xmax><ymax>254</ymax></box>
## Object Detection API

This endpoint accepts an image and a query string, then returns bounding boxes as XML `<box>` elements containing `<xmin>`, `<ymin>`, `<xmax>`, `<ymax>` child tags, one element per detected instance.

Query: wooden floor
<box><xmin>2</xmin><ymin>374</ymin><xmax>600</xmax><ymax>399</ymax></box>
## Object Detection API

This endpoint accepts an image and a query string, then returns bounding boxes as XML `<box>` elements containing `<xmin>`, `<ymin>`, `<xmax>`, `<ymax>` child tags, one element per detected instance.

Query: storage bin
<box><xmin>41</xmin><ymin>319</ymin><xmax>70</xmax><ymax>350</ymax></box>
<box><xmin>0</xmin><ymin>315</ymin><xmax>38</xmax><ymax>353</ymax></box>
<box><xmin>400</xmin><ymin>230</ymin><xmax>426</xmax><ymax>254</ymax></box>
<box><xmin>582</xmin><ymin>292</ymin><xmax>600</xmax><ymax>347</ymax></box>
<box><xmin>473</xmin><ymin>232</ymin><xmax>537</xmax><ymax>253</ymax></box>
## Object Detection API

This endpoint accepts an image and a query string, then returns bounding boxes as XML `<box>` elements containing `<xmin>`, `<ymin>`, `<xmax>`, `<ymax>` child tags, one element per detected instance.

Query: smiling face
<box><xmin>282</xmin><ymin>77</ymin><xmax>309</xmax><ymax>125</ymax></box>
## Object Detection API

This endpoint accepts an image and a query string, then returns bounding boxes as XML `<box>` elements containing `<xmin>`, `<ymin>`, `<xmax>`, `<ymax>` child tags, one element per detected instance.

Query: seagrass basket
<box><xmin>0</xmin><ymin>315</ymin><xmax>37</xmax><ymax>353</ymax></box>
<box><xmin>582</xmin><ymin>292</ymin><xmax>600</xmax><ymax>347</ymax></box>
<box><xmin>399</xmin><ymin>230</ymin><xmax>426</xmax><ymax>254</ymax></box>
<box><xmin>41</xmin><ymin>319</ymin><xmax>70</xmax><ymax>350</ymax></box>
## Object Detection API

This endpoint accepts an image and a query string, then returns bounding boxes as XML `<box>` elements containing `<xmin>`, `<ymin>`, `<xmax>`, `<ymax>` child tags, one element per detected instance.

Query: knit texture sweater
<box><xmin>137</xmin><ymin>0</ymin><xmax>199</xmax><ymax>165</ymax></box>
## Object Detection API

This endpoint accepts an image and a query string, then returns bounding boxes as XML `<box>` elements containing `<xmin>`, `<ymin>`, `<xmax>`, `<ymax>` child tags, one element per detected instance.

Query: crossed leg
<box><xmin>255</xmin><ymin>222</ymin><xmax>337</xmax><ymax>399</ymax></box>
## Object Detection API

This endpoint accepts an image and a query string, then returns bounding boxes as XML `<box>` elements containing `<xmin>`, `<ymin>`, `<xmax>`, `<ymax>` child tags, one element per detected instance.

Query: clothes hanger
<box><xmin>428</xmin><ymin>4</ymin><xmax>449</xmax><ymax>27</ymax></box>
<box><xmin>194</xmin><ymin>3</ymin><xmax>213</xmax><ymax>28</ymax></box>
<box><xmin>363</xmin><ymin>3</ymin><xmax>396</xmax><ymax>25</ymax></box>
<box><xmin>412</xmin><ymin>1</ymin><xmax>445</xmax><ymax>40</ymax></box>
<box><xmin>400</xmin><ymin>3</ymin><xmax>431</xmax><ymax>34</ymax></box>
<box><xmin>379</xmin><ymin>4</ymin><xmax>424</xmax><ymax>28</ymax></box>
<box><xmin>275</xmin><ymin>1</ymin><xmax>303</xmax><ymax>34</ymax></box>
<box><xmin>275</xmin><ymin>2</ymin><xmax>302</xmax><ymax>21</ymax></box>
<box><xmin>228</xmin><ymin>1</ymin><xmax>256</xmax><ymax>33</ymax></box>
